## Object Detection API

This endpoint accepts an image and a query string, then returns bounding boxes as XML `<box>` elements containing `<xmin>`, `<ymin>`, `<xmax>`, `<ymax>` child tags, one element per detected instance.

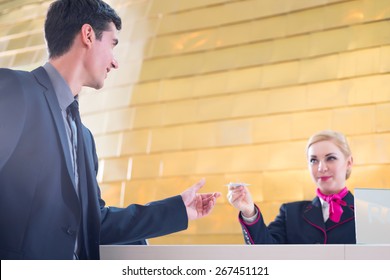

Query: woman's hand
<box><xmin>227</xmin><ymin>185</ymin><xmax>255</xmax><ymax>217</ymax></box>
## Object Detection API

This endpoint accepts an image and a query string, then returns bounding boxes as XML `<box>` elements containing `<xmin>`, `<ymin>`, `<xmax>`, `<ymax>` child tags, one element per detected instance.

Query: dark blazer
<box><xmin>239</xmin><ymin>192</ymin><xmax>356</xmax><ymax>244</ymax></box>
<box><xmin>0</xmin><ymin>67</ymin><xmax>187</xmax><ymax>260</ymax></box>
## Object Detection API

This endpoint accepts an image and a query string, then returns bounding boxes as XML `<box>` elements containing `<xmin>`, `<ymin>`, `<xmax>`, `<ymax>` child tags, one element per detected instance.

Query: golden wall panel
<box><xmin>101</xmin><ymin>157</ymin><xmax>130</xmax><ymax>182</ymax></box>
<box><xmin>347</xmin><ymin>75</ymin><xmax>390</xmax><ymax>104</ymax></box>
<box><xmin>149</xmin><ymin>0</ymin><xmax>234</xmax><ymax>16</ymax></box>
<box><xmin>332</xmin><ymin>106</ymin><xmax>376</xmax><ymax>135</ymax></box>
<box><xmin>27</xmin><ymin>32</ymin><xmax>45</xmax><ymax>47</ymax></box>
<box><xmin>348</xmin><ymin>165</ymin><xmax>390</xmax><ymax>190</ymax></box>
<box><xmin>163</xmin><ymin>99</ymin><xmax>198</xmax><ymax>125</ymax></box>
<box><xmin>254</xmin><ymin>0</ymin><xmax>289</xmax><ymax>16</ymax></box>
<box><xmin>80</xmin><ymin>86</ymin><xmax>132</xmax><ymax>114</ymax></box>
<box><xmin>132</xmin><ymin>104</ymin><xmax>162</xmax><ymax>128</ymax></box>
<box><xmin>273</xmin><ymin>35</ymin><xmax>310</xmax><ymax>62</ymax></box>
<box><xmin>229</xmin><ymin>145</ymin><xmax>272</xmax><ymax>172</ymax></box>
<box><xmin>350</xmin><ymin>133</ymin><xmax>390</xmax><ymax>164</ymax></box>
<box><xmin>302</xmin><ymin>174</ymin><xmax>319</xmax><ymax>200</ymax></box>
<box><xmin>379</xmin><ymin>46</ymin><xmax>390</xmax><ymax>73</ymax></box>
<box><xmin>286</xmin><ymin>8</ymin><xmax>325</xmax><ymax>35</ymax></box>
<box><xmin>355</xmin><ymin>48</ymin><xmax>382</xmax><ymax>76</ymax></box>
<box><xmin>150</xmin><ymin>126</ymin><xmax>183</xmax><ymax>152</ymax></box>
<box><xmin>262</xmin><ymin>61</ymin><xmax>301</xmax><ymax>87</ymax></box>
<box><xmin>82</xmin><ymin>113</ymin><xmax>108</xmax><ymax>135</ymax></box>
<box><xmin>266</xmin><ymin>86</ymin><xmax>306</xmax><ymax>113</ymax></box>
<box><xmin>201</xmin><ymin>47</ymin><xmax>238</xmax><ymax>73</ymax></box>
<box><xmin>349</xmin><ymin>22</ymin><xmax>390</xmax><ymax>50</ymax></box>
<box><xmin>106</xmin><ymin>107</ymin><xmax>135</xmax><ymax>133</ymax></box>
<box><xmin>131</xmin><ymin>154</ymin><xmax>162</xmax><ymax>179</ymax></box>
<box><xmin>262</xmin><ymin>170</ymin><xmax>307</xmax><ymax>202</ymax></box>
<box><xmin>160</xmin><ymin>151</ymin><xmax>198</xmax><ymax>177</ymax></box>
<box><xmin>160</xmin><ymin>78</ymin><xmax>194</xmax><ymax>101</ymax></box>
<box><xmin>124</xmin><ymin>179</ymin><xmax>159</xmax><ymax>204</ymax></box>
<box><xmin>121</xmin><ymin>130</ymin><xmax>150</xmax><ymax>155</ymax></box>
<box><xmin>196</xmin><ymin>95</ymin><xmax>234</xmax><ymax>122</ymax></box>
<box><xmin>323</xmin><ymin>0</ymin><xmax>365</xmax><ymax>28</ymax></box>
<box><xmin>193</xmin><ymin>72</ymin><xmax>229</xmax><ymax>97</ymax></box>
<box><xmin>131</xmin><ymin>81</ymin><xmax>161</xmax><ymax>104</ymax></box>
<box><xmin>306</xmin><ymin>80</ymin><xmax>349</xmax><ymax>109</ymax></box>
<box><xmin>238</xmin><ymin>41</ymin><xmax>275</xmax><ymax>67</ymax></box>
<box><xmin>131</xmin><ymin>17</ymin><xmax>160</xmax><ymax>42</ymax></box>
<box><xmin>99</xmin><ymin>182</ymin><xmax>124</xmax><ymax>206</ymax></box>
<box><xmin>148</xmin><ymin>1</ymin><xmax>375</xmax><ymax>59</ymax></box>
<box><xmin>196</xmin><ymin>148</ymin><xmax>234</xmax><ymax>174</ymax></box>
<box><xmin>161</xmin><ymin>29</ymin><xmax>216</xmax><ymax>56</ymax></box>
<box><xmin>251</xmin><ymin>16</ymin><xmax>286</xmax><ymax>42</ymax></box>
<box><xmin>181</xmin><ymin>123</ymin><xmax>217</xmax><ymax>149</ymax></box>
<box><xmin>214</xmin><ymin>120</ymin><xmax>253</xmax><ymax>146</ymax></box>
<box><xmin>291</xmin><ymin>110</ymin><xmax>333</xmax><ymax>139</ymax></box>
<box><xmin>300</xmin><ymin>54</ymin><xmax>340</xmax><ymax>83</ymax></box>
<box><xmin>309</xmin><ymin>28</ymin><xmax>350</xmax><ymax>57</ymax></box>
<box><xmin>217</xmin><ymin>23</ymin><xmax>252</xmax><ymax>50</ymax></box>
<box><xmin>7</xmin><ymin>35</ymin><xmax>31</xmax><ymax>51</ymax></box>
<box><xmin>94</xmin><ymin>133</ymin><xmax>122</xmax><ymax>158</ymax></box>
<box><xmin>231</xmin><ymin>90</ymin><xmax>268</xmax><ymax>117</ymax></box>
<box><xmin>0</xmin><ymin>55</ymin><xmax>12</xmax><ymax>67</ymax></box>
<box><xmin>266</xmin><ymin>141</ymin><xmax>307</xmax><ymax>170</ymax></box>
<box><xmin>12</xmin><ymin>49</ymin><xmax>37</xmax><ymax>67</ymax></box>
<box><xmin>288</xmin><ymin>0</ymin><xmax>328</xmax><ymax>10</ymax></box>
<box><xmin>253</xmin><ymin>114</ymin><xmax>292</xmax><ymax>143</ymax></box>
<box><xmin>0</xmin><ymin>39</ymin><xmax>7</xmax><ymax>52</ymax></box>
<box><xmin>376</xmin><ymin>103</ymin><xmax>390</xmax><ymax>132</ymax></box>
<box><xmin>175</xmin><ymin>0</ymin><xmax>233</xmax><ymax>12</ymax></box>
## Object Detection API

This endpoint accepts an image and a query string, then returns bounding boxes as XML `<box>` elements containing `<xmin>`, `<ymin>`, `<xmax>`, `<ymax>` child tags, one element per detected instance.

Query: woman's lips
<box><xmin>318</xmin><ymin>176</ymin><xmax>332</xmax><ymax>181</ymax></box>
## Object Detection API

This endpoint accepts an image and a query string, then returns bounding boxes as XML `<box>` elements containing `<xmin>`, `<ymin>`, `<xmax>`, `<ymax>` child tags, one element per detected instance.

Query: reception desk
<box><xmin>100</xmin><ymin>244</ymin><xmax>390</xmax><ymax>260</ymax></box>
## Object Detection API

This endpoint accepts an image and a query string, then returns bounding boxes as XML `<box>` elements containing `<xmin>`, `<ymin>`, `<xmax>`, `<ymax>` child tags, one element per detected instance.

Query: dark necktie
<box><xmin>66</xmin><ymin>100</ymin><xmax>87</xmax><ymax>194</ymax></box>
<box><xmin>66</xmin><ymin>100</ymin><xmax>88</xmax><ymax>259</ymax></box>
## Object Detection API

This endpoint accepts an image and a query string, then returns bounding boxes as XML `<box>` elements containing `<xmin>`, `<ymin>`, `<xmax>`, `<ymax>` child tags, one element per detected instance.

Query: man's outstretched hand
<box><xmin>181</xmin><ymin>178</ymin><xmax>221</xmax><ymax>220</ymax></box>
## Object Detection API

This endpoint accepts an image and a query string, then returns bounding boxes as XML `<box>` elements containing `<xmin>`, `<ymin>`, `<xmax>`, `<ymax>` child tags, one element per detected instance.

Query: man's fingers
<box><xmin>191</xmin><ymin>178</ymin><xmax>206</xmax><ymax>192</ymax></box>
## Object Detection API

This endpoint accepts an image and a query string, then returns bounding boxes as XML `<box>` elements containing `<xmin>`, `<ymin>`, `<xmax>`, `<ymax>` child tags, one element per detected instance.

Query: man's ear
<box><xmin>80</xmin><ymin>24</ymin><xmax>95</xmax><ymax>47</ymax></box>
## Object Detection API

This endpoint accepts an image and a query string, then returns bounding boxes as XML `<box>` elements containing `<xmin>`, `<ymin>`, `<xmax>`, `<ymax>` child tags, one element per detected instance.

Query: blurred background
<box><xmin>1</xmin><ymin>0</ymin><xmax>390</xmax><ymax>244</ymax></box>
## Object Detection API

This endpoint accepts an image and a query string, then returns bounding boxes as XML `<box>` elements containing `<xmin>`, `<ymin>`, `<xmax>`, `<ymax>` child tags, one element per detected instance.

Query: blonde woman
<box><xmin>228</xmin><ymin>130</ymin><xmax>356</xmax><ymax>244</ymax></box>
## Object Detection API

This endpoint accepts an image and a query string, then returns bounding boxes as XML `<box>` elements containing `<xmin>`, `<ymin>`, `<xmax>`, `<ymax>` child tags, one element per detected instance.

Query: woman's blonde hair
<box><xmin>306</xmin><ymin>130</ymin><xmax>352</xmax><ymax>179</ymax></box>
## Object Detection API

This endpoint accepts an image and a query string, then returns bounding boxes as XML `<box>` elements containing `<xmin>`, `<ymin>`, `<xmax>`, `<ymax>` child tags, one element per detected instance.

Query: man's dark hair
<box><xmin>44</xmin><ymin>0</ymin><xmax>122</xmax><ymax>58</ymax></box>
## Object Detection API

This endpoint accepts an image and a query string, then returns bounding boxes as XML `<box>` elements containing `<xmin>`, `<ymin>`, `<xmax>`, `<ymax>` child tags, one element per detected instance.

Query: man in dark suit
<box><xmin>0</xmin><ymin>0</ymin><xmax>220</xmax><ymax>260</ymax></box>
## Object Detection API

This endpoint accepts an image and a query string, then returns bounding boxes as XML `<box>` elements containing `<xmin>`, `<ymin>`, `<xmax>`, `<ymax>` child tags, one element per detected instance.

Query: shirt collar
<box><xmin>42</xmin><ymin>62</ymin><xmax>75</xmax><ymax>111</ymax></box>
<box><xmin>318</xmin><ymin>197</ymin><xmax>328</xmax><ymax>208</ymax></box>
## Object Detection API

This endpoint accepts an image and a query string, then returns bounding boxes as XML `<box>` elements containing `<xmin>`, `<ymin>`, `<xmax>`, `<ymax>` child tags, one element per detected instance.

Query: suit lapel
<box><xmin>304</xmin><ymin>193</ymin><xmax>355</xmax><ymax>231</ymax></box>
<box><xmin>326</xmin><ymin>192</ymin><xmax>355</xmax><ymax>230</ymax></box>
<box><xmin>31</xmin><ymin>67</ymin><xmax>76</xmax><ymax>188</ymax></box>
<box><xmin>80</xmin><ymin>127</ymin><xmax>101</xmax><ymax>259</ymax></box>
<box><xmin>303</xmin><ymin>197</ymin><xmax>326</xmax><ymax>230</ymax></box>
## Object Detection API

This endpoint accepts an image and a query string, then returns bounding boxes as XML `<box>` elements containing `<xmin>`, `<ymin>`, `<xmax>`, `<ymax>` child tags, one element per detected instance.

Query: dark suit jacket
<box><xmin>0</xmin><ymin>67</ymin><xmax>188</xmax><ymax>259</ymax></box>
<box><xmin>239</xmin><ymin>192</ymin><xmax>356</xmax><ymax>244</ymax></box>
